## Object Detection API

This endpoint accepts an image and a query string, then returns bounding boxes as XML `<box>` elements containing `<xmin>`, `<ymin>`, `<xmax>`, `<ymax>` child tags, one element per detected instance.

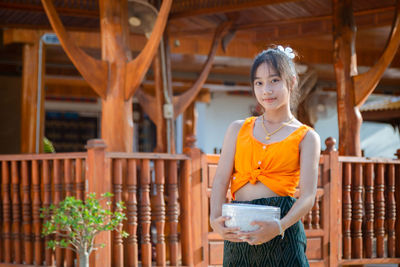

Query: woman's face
<box><xmin>253</xmin><ymin>63</ymin><xmax>291</xmax><ymax>112</ymax></box>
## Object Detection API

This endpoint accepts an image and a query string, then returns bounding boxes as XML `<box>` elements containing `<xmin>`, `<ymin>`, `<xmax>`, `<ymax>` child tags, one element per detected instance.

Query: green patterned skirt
<box><xmin>223</xmin><ymin>196</ymin><xmax>309</xmax><ymax>267</ymax></box>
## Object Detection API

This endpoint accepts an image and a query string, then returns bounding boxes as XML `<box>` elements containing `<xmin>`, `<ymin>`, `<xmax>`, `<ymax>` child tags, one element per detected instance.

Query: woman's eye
<box><xmin>254</xmin><ymin>81</ymin><xmax>263</xmax><ymax>86</ymax></box>
<box><xmin>271</xmin><ymin>78</ymin><xmax>280</xmax><ymax>83</ymax></box>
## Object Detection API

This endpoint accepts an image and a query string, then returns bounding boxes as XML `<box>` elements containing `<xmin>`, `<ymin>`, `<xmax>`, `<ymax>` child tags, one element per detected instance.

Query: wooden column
<box><xmin>20</xmin><ymin>37</ymin><xmax>45</xmax><ymax>153</ymax></box>
<box><xmin>332</xmin><ymin>0</ymin><xmax>361</xmax><ymax>156</ymax></box>
<box><xmin>86</xmin><ymin>139</ymin><xmax>111</xmax><ymax>266</ymax></box>
<box><xmin>99</xmin><ymin>0</ymin><xmax>133</xmax><ymax>152</ymax></box>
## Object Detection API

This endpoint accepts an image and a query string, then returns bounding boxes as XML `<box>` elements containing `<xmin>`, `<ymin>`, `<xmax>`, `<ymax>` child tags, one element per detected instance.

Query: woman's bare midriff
<box><xmin>234</xmin><ymin>181</ymin><xmax>280</xmax><ymax>201</ymax></box>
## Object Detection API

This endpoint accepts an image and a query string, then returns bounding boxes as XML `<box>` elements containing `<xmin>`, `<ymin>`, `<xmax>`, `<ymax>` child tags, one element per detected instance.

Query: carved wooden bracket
<box><xmin>136</xmin><ymin>21</ymin><xmax>232</xmax><ymax>122</ymax></box>
<box><xmin>41</xmin><ymin>0</ymin><xmax>108</xmax><ymax>98</ymax></box>
<box><xmin>172</xmin><ymin>21</ymin><xmax>233</xmax><ymax>118</ymax></box>
<box><xmin>135</xmin><ymin>88</ymin><xmax>157</xmax><ymax>123</ymax></box>
<box><xmin>353</xmin><ymin>0</ymin><xmax>400</xmax><ymax>107</ymax></box>
<box><xmin>125</xmin><ymin>0</ymin><xmax>173</xmax><ymax>100</ymax></box>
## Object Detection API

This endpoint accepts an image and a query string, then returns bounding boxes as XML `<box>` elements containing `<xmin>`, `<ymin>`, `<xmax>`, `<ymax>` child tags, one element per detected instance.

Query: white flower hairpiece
<box><xmin>277</xmin><ymin>45</ymin><xmax>295</xmax><ymax>59</ymax></box>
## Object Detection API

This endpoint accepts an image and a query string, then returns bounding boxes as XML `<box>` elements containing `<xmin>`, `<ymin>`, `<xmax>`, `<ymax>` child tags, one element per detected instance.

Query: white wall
<box><xmin>196</xmin><ymin>92</ymin><xmax>256</xmax><ymax>154</ymax></box>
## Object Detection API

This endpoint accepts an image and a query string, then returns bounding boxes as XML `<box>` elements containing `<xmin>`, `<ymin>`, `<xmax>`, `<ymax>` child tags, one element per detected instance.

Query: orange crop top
<box><xmin>230</xmin><ymin>116</ymin><xmax>311</xmax><ymax>200</ymax></box>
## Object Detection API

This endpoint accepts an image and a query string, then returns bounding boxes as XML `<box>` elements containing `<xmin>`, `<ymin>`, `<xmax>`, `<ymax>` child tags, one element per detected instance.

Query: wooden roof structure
<box><xmin>1</xmin><ymin>0</ymin><xmax>400</xmax><ymax>155</ymax></box>
<box><xmin>1</xmin><ymin>0</ymin><xmax>400</xmax><ymax>90</ymax></box>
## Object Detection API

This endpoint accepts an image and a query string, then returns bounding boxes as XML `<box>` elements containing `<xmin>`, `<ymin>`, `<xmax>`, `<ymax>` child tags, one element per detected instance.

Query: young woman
<box><xmin>210</xmin><ymin>46</ymin><xmax>321</xmax><ymax>266</ymax></box>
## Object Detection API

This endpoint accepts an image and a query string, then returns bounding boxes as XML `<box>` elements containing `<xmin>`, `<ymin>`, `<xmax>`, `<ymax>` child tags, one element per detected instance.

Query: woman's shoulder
<box><xmin>224</xmin><ymin>117</ymin><xmax>254</xmax><ymax>140</ymax></box>
<box><xmin>227</xmin><ymin>117</ymin><xmax>255</xmax><ymax>132</ymax></box>
<box><xmin>300</xmin><ymin>126</ymin><xmax>321</xmax><ymax>151</ymax></box>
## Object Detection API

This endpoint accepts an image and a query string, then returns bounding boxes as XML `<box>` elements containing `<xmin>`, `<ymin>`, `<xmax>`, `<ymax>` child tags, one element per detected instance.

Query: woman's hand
<box><xmin>210</xmin><ymin>216</ymin><xmax>243</xmax><ymax>242</ymax></box>
<box><xmin>238</xmin><ymin>220</ymin><xmax>281</xmax><ymax>245</ymax></box>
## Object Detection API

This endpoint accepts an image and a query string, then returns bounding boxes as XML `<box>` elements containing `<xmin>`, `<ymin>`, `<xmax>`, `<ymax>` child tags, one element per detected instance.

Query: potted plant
<box><xmin>41</xmin><ymin>192</ymin><xmax>128</xmax><ymax>267</ymax></box>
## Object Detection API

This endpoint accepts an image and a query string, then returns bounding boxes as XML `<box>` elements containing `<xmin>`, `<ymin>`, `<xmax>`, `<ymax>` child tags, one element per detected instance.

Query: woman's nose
<box><xmin>263</xmin><ymin>85</ymin><xmax>273</xmax><ymax>94</ymax></box>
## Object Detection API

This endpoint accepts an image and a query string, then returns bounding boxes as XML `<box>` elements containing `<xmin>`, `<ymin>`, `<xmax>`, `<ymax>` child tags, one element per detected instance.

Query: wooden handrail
<box><xmin>338</xmin><ymin>156</ymin><xmax>400</xmax><ymax>163</ymax></box>
<box><xmin>106</xmin><ymin>152</ymin><xmax>189</xmax><ymax>160</ymax></box>
<box><xmin>0</xmin><ymin>152</ymin><xmax>86</xmax><ymax>160</ymax></box>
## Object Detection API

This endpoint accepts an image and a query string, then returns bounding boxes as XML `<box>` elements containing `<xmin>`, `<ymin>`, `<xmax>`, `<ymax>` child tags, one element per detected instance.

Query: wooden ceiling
<box><xmin>1</xmin><ymin>0</ymin><xmax>400</xmax><ymax>97</ymax></box>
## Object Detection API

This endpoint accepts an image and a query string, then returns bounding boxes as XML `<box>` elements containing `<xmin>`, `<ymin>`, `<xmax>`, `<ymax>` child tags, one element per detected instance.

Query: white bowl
<box><xmin>222</xmin><ymin>203</ymin><xmax>280</xmax><ymax>232</ymax></box>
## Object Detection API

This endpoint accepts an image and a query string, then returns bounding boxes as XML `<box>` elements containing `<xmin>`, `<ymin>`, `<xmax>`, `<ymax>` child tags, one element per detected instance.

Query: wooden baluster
<box><xmin>312</xmin><ymin>195</ymin><xmax>320</xmax><ymax>229</ymax></box>
<box><xmin>364</xmin><ymin>163</ymin><xmax>374</xmax><ymax>258</ymax></box>
<box><xmin>75</xmin><ymin>158</ymin><xmax>84</xmax><ymax>200</ymax></box>
<box><xmin>140</xmin><ymin>159</ymin><xmax>152</xmax><ymax>267</ymax></box>
<box><xmin>2</xmin><ymin>161</ymin><xmax>11</xmax><ymax>263</ymax></box>
<box><xmin>386</xmin><ymin>164</ymin><xmax>396</xmax><ymax>257</ymax></box>
<box><xmin>375</xmin><ymin>163</ymin><xmax>385</xmax><ymax>258</ymax></box>
<box><xmin>154</xmin><ymin>160</ymin><xmax>166</xmax><ymax>266</ymax></box>
<box><xmin>21</xmin><ymin>161</ymin><xmax>33</xmax><ymax>264</ymax></box>
<box><xmin>11</xmin><ymin>161</ymin><xmax>22</xmax><ymax>263</ymax></box>
<box><xmin>43</xmin><ymin>160</ymin><xmax>53</xmax><ymax>265</ymax></box>
<box><xmin>166</xmin><ymin>160</ymin><xmax>179</xmax><ymax>266</ymax></box>
<box><xmin>342</xmin><ymin>162</ymin><xmax>352</xmax><ymax>259</ymax></box>
<box><xmin>304</xmin><ymin>209</ymin><xmax>312</xmax><ymax>230</ymax></box>
<box><xmin>126</xmin><ymin>159</ymin><xmax>138</xmax><ymax>267</ymax></box>
<box><xmin>32</xmin><ymin>160</ymin><xmax>43</xmax><ymax>265</ymax></box>
<box><xmin>113</xmin><ymin>159</ymin><xmax>124</xmax><ymax>267</ymax></box>
<box><xmin>53</xmin><ymin>159</ymin><xmax>64</xmax><ymax>266</ymax></box>
<box><xmin>64</xmin><ymin>159</ymin><xmax>74</xmax><ymax>267</ymax></box>
<box><xmin>351</xmin><ymin>163</ymin><xmax>363</xmax><ymax>259</ymax></box>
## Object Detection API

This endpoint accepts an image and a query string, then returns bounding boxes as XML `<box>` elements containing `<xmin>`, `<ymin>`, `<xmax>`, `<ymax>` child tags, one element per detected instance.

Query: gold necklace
<box><xmin>261</xmin><ymin>116</ymin><xmax>294</xmax><ymax>140</ymax></box>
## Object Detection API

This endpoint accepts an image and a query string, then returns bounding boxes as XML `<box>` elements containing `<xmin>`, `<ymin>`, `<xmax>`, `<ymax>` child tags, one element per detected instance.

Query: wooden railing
<box><xmin>337</xmin><ymin>156</ymin><xmax>400</xmax><ymax>266</ymax></box>
<box><xmin>0</xmin><ymin>139</ymin><xmax>192</xmax><ymax>267</ymax></box>
<box><xmin>1</xmin><ymin>138</ymin><xmax>400</xmax><ymax>267</ymax></box>
<box><xmin>0</xmin><ymin>153</ymin><xmax>86</xmax><ymax>266</ymax></box>
<box><xmin>106</xmin><ymin>152</ymin><xmax>192</xmax><ymax>267</ymax></box>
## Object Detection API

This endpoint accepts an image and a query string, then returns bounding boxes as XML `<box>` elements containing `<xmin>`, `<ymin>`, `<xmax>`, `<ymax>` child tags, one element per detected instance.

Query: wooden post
<box><xmin>332</xmin><ymin>0</ymin><xmax>362</xmax><ymax>156</ymax></box>
<box><xmin>86</xmin><ymin>139</ymin><xmax>111</xmax><ymax>267</ymax></box>
<box><xmin>21</xmin><ymin>37</ymin><xmax>45</xmax><ymax>153</ymax></box>
<box><xmin>179</xmin><ymin>159</ymin><xmax>194</xmax><ymax>266</ymax></box>
<box><xmin>183</xmin><ymin>146</ymin><xmax>203</xmax><ymax>267</ymax></box>
<box><xmin>98</xmin><ymin>0</ymin><xmax>133</xmax><ymax>152</ymax></box>
<box><xmin>325</xmin><ymin>138</ymin><xmax>342</xmax><ymax>267</ymax></box>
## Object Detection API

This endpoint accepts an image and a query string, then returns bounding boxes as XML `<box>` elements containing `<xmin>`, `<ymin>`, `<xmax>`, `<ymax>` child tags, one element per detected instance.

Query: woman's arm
<box><xmin>240</xmin><ymin>129</ymin><xmax>321</xmax><ymax>245</ymax></box>
<box><xmin>210</xmin><ymin>120</ymin><xmax>243</xmax><ymax>242</ymax></box>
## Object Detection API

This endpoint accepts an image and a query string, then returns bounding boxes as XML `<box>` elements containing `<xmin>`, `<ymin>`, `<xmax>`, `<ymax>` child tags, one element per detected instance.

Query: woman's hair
<box><xmin>250</xmin><ymin>46</ymin><xmax>299</xmax><ymax>108</ymax></box>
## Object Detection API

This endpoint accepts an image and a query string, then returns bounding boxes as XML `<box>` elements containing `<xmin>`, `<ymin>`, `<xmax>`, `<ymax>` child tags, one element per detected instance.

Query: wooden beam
<box><xmin>124</xmin><ymin>0</ymin><xmax>173</xmax><ymax>100</ymax></box>
<box><xmin>170</xmin><ymin>0</ymin><xmax>301</xmax><ymax>20</ymax></box>
<box><xmin>362</xmin><ymin>110</ymin><xmax>400</xmax><ymax>121</ymax></box>
<box><xmin>173</xmin><ymin>21</ymin><xmax>231</xmax><ymax>118</ymax></box>
<box><xmin>3</xmin><ymin>28</ymin><xmax>147</xmax><ymax>51</ymax></box>
<box><xmin>353</xmin><ymin>1</ymin><xmax>400</xmax><ymax>107</ymax></box>
<box><xmin>41</xmin><ymin>0</ymin><xmax>108</xmax><ymax>98</ymax></box>
<box><xmin>0</xmin><ymin>2</ymin><xmax>99</xmax><ymax>18</ymax></box>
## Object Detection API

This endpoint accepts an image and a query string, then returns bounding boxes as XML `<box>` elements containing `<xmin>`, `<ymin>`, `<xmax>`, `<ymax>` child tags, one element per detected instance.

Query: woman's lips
<box><xmin>263</xmin><ymin>98</ymin><xmax>276</xmax><ymax>103</ymax></box>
